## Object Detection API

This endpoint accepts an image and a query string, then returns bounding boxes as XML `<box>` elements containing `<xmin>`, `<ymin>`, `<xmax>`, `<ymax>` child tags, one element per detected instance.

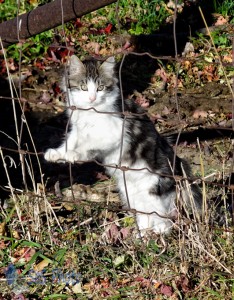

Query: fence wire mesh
<box><xmin>0</xmin><ymin>0</ymin><xmax>234</xmax><ymax>237</ymax></box>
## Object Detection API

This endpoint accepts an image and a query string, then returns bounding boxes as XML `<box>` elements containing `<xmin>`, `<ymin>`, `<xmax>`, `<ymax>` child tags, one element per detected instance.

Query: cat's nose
<box><xmin>89</xmin><ymin>94</ymin><xmax>96</xmax><ymax>102</ymax></box>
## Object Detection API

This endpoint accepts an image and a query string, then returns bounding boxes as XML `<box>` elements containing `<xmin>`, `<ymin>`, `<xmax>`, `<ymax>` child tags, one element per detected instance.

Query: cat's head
<box><xmin>64</xmin><ymin>55</ymin><xmax>118</xmax><ymax>108</ymax></box>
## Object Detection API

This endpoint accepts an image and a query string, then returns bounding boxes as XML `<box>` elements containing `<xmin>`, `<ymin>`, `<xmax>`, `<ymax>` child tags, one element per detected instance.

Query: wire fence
<box><xmin>0</xmin><ymin>0</ymin><xmax>234</xmax><ymax>235</ymax></box>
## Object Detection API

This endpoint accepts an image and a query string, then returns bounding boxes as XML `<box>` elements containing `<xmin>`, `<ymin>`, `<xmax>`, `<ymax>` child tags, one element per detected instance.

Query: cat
<box><xmin>44</xmin><ymin>55</ymin><xmax>202</xmax><ymax>234</ymax></box>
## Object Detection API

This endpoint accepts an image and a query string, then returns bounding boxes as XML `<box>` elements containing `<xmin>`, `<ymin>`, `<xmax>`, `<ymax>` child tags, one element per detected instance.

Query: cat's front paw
<box><xmin>64</xmin><ymin>150</ymin><xmax>80</xmax><ymax>163</ymax></box>
<box><xmin>44</xmin><ymin>148</ymin><xmax>62</xmax><ymax>162</ymax></box>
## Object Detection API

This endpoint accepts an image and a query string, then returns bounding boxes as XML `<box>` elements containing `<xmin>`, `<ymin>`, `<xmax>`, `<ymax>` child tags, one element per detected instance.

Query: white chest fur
<box><xmin>69</xmin><ymin>109</ymin><xmax>124</xmax><ymax>159</ymax></box>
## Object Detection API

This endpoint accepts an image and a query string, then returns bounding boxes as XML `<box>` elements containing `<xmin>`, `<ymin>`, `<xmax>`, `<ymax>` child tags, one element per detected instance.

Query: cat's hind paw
<box><xmin>136</xmin><ymin>214</ymin><xmax>172</xmax><ymax>235</ymax></box>
<box><xmin>44</xmin><ymin>148</ymin><xmax>62</xmax><ymax>162</ymax></box>
<box><xmin>64</xmin><ymin>150</ymin><xmax>80</xmax><ymax>163</ymax></box>
<box><xmin>152</xmin><ymin>221</ymin><xmax>172</xmax><ymax>234</ymax></box>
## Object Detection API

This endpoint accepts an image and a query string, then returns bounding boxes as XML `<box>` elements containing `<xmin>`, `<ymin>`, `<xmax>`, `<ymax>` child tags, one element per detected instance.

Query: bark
<box><xmin>0</xmin><ymin>0</ymin><xmax>117</xmax><ymax>48</ymax></box>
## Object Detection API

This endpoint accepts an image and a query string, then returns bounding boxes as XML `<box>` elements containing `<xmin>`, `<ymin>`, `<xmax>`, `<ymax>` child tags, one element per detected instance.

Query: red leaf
<box><xmin>135</xmin><ymin>276</ymin><xmax>145</xmax><ymax>282</ymax></box>
<box><xmin>226</xmin><ymin>113</ymin><xmax>232</xmax><ymax>119</ymax></box>
<box><xmin>160</xmin><ymin>284</ymin><xmax>173</xmax><ymax>296</ymax></box>
<box><xmin>134</xmin><ymin>277</ymin><xmax>150</xmax><ymax>288</ymax></box>
<box><xmin>74</xmin><ymin>18</ymin><xmax>83</xmax><ymax>28</ymax></box>
<box><xmin>120</xmin><ymin>227</ymin><xmax>130</xmax><ymax>239</ymax></box>
<box><xmin>47</xmin><ymin>49</ymin><xmax>60</xmax><ymax>62</ymax></box>
<box><xmin>100</xmin><ymin>277</ymin><xmax>110</xmax><ymax>288</ymax></box>
<box><xmin>52</xmin><ymin>82</ymin><xmax>62</xmax><ymax>96</ymax></box>
<box><xmin>106</xmin><ymin>223</ymin><xmax>119</xmax><ymax>243</ymax></box>
<box><xmin>34</xmin><ymin>61</ymin><xmax>45</xmax><ymax>70</ymax></box>
<box><xmin>104</xmin><ymin>24</ymin><xmax>113</xmax><ymax>34</ymax></box>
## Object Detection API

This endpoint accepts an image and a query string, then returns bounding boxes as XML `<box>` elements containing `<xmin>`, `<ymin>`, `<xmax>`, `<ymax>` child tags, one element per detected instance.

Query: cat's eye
<box><xmin>81</xmin><ymin>84</ymin><xmax>88</xmax><ymax>91</ymax></box>
<box><xmin>97</xmin><ymin>85</ymin><xmax>105</xmax><ymax>91</ymax></box>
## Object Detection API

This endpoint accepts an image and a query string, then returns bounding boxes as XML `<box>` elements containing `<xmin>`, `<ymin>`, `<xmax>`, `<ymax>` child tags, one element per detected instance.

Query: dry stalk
<box><xmin>0</xmin><ymin>148</ymin><xmax>25</xmax><ymax>235</ymax></box>
<box><xmin>0</xmin><ymin>38</ymin><xmax>27</xmax><ymax>190</ymax></box>
<box><xmin>0</xmin><ymin>39</ymin><xmax>63</xmax><ymax>244</ymax></box>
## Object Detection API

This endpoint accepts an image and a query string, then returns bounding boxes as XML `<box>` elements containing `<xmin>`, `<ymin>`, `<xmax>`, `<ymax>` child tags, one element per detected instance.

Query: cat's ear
<box><xmin>69</xmin><ymin>55</ymin><xmax>85</xmax><ymax>74</ymax></box>
<box><xmin>100</xmin><ymin>56</ymin><xmax>115</xmax><ymax>75</ymax></box>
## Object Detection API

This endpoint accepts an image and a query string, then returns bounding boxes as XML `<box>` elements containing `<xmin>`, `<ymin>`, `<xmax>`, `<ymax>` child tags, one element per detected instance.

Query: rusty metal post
<box><xmin>0</xmin><ymin>0</ymin><xmax>117</xmax><ymax>48</ymax></box>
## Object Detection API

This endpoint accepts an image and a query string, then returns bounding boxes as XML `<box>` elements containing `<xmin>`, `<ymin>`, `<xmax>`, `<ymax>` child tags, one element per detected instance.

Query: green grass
<box><xmin>213</xmin><ymin>0</ymin><xmax>234</xmax><ymax>22</ymax></box>
<box><xmin>1</xmin><ymin>0</ymin><xmax>233</xmax><ymax>63</ymax></box>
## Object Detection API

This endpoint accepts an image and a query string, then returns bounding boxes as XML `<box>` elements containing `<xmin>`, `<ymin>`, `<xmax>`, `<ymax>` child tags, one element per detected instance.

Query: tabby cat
<box><xmin>44</xmin><ymin>55</ymin><xmax>201</xmax><ymax>234</ymax></box>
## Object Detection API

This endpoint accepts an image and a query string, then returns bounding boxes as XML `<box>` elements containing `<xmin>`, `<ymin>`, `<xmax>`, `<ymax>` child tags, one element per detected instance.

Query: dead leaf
<box><xmin>214</xmin><ymin>15</ymin><xmax>229</xmax><ymax>26</ymax></box>
<box><xmin>86</xmin><ymin>42</ymin><xmax>100</xmax><ymax>55</ymax></box>
<box><xmin>223</xmin><ymin>55</ymin><xmax>232</xmax><ymax>63</ymax></box>
<box><xmin>13</xmin><ymin>247</ymin><xmax>35</xmax><ymax>262</ymax></box>
<box><xmin>135</xmin><ymin>277</ymin><xmax>151</xmax><ymax>288</ymax></box>
<box><xmin>38</xmin><ymin>90</ymin><xmax>51</xmax><ymax>103</ymax></box>
<box><xmin>63</xmin><ymin>202</ymin><xmax>74</xmax><ymax>211</ymax></box>
<box><xmin>113</xmin><ymin>255</ymin><xmax>125</xmax><ymax>267</ymax></box>
<box><xmin>134</xmin><ymin>92</ymin><xmax>150</xmax><ymax>108</ymax></box>
<box><xmin>23</xmin><ymin>248</ymin><xmax>36</xmax><ymax>262</ymax></box>
<box><xmin>72</xmin><ymin>282</ymin><xmax>83</xmax><ymax>293</ymax></box>
<box><xmin>28</xmin><ymin>0</ymin><xmax>38</xmax><ymax>6</ymax></box>
<box><xmin>100</xmin><ymin>277</ymin><xmax>110</xmax><ymax>288</ymax></box>
<box><xmin>95</xmin><ymin>171</ymin><xmax>109</xmax><ymax>181</ymax></box>
<box><xmin>152</xmin><ymin>279</ymin><xmax>161</xmax><ymax>289</ymax></box>
<box><xmin>12</xmin><ymin>230</ymin><xmax>20</xmax><ymax>240</ymax></box>
<box><xmin>12</xmin><ymin>294</ymin><xmax>27</xmax><ymax>300</ymax></box>
<box><xmin>176</xmin><ymin>275</ymin><xmax>190</xmax><ymax>293</ymax></box>
<box><xmin>120</xmin><ymin>227</ymin><xmax>130</xmax><ymax>239</ymax></box>
<box><xmin>193</xmin><ymin>109</ymin><xmax>208</xmax><ymax>119</ymax></box>
<box><xmin>34</xmin><ymin>258</ymin><xmax>50</xmax><ymax>271</ymax></box>
<box><xmin>0</xmin><ymin>222</ymin><xmax>6</xmax><ymax>236</ymax></box>
<box><xmin>160</xmin><ymin>284</ymin><xmax>173</xmax><ymax>296</ymax></box>
<box><xmin>162</xmin><ymin>106</ymin><xmax>171</xmax><ymax>115</ymax></box>
<box><xmin>104</xmin><ymin>223</ymin><xmax>120</xmax><ymax>243</ymax></box>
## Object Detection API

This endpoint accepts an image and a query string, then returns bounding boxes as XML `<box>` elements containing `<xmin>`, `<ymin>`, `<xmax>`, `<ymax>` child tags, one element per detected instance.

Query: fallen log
<box><xmin>0</xmin><ymin>0</ymin><xmax>117</xmax><ymax>48</ymax></box>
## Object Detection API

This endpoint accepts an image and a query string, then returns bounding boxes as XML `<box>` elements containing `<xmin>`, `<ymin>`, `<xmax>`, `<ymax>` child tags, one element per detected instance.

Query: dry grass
<box><xmin>0</xmin><ymin>6</ymin><xmax>234</xmax><ymax>298</ymax></box>
<box><xmin>0</xmin><ymin>96</ymin><xmax>233</xmax><ymax>298</ymax></box>
<box><xmin>0</xmin><ymin>182</ymin><xmax>233</xmax><ymax>299</ymax></box>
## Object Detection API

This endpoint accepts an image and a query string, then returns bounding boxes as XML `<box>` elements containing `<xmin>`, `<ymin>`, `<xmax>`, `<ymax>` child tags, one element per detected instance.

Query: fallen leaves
<box><xmin>85</xmin><ymin>41</ymin><xmax>100</xmax><ymax>55</ymax></box>
<box><xmin>37</xmin><ymin>90</ymin><xmax>51</xmax><ymax>104</ymax></box>
<box><xmin>134</xmin><ymin>90</ymin><xmax>150</xmax><ymax>108</ymax></box>
<box><xmin>213</xmin><ymin>14</ymin><xmax>229</xmax><ymax>26</ymax></box>
<box><xmin>193</xmin><ymin>109</ymin><xmax>209</xmax><ymax>119</ymax></box>
<box><xmin>160</xmin><ymin>283</ymin><xmax>174</xmax><ymax>296</ymax></box>
<box><xmin>102</xmin><ymin>223</ymin><xmax>130</xmax><ymax>244</ymax></box>
<box><xmin>10</xmin><ymin>247</ymin><xmax>36</xmax><ymax>264</ymax></box>
<box><xmin>82</xmin><ymin>274</ymin><xmax>193</xmax><ymax>298</ymax></box>
<box><xmin>34</xmin><ymin>258</ymin><xmax>50</xmax><ymax>272</ymax></box>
